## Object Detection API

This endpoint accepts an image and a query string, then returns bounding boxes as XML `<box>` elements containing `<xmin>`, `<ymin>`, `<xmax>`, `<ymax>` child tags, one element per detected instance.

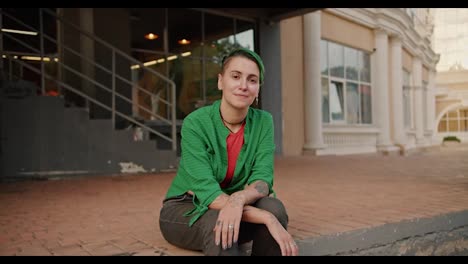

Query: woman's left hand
<box><xmin>265</xmin><ymin>216</ymin><xmax>299</xmax><ymax>256</ymax></box>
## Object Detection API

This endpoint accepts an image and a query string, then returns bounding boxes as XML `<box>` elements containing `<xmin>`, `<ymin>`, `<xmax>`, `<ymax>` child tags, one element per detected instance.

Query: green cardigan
<box><xmin>164</xmin><ymin>100</ymin><xmax>276</xmax><ymax>226</ymax></box>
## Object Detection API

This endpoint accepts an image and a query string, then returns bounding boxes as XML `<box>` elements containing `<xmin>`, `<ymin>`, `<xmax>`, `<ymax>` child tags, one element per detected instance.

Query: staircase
<box><xmin>0</xmin><ymin>8</ymin><xmax>179</xmax><ymax>180</ymax></box>
<box><xmin>1</xmin><ymin>93</ymin><xmax>178</xmax><ymax>181</ymax></box>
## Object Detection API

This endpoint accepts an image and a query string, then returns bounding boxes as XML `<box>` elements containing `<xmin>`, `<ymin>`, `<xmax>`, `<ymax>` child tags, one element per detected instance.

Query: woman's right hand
<box><xmin>213</xmin><ymin>194</ymin><xmax>245</xmax><ymax>250</ymax></box>
<box><xmin>265</xmin><ymin>214</ymin><xmax>299</xmax><ymax>256</ymax></box>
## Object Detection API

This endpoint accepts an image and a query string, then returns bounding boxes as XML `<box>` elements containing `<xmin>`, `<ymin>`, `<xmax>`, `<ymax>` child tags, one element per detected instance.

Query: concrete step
<box><xmin>297</xmin><ymin>210</ymin><xmax>468</xmax><ymax>256</ymax></box>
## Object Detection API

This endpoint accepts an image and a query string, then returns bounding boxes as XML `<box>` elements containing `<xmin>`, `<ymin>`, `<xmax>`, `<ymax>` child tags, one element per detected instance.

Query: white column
<box><xmin>303</xmin><ymin>11</ymin><xmax>325</xmax><ymax>152</ymax></box>
<box><xmin>374</xmin><ymin>29</ymin><xmax>392</xmax><ymax>148</ymax></box>
<box><xmin>390</xmin><ymin>35</ymin><xmax>405</xmax><ymax>145</ymax></box>
<box><xmin>426</xmin><ymin>70</ymin><xmax>436</xmax><ymax>133</ymax></box>
<box><xmin>412</xmin><ymin>56</ymin><xmax>424</xmax><ymax>144</ymax></box>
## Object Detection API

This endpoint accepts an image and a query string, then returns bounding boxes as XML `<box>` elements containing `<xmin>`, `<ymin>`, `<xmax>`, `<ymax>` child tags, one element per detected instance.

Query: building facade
<box><xmin>278</xmin><ymin>8</ymin><xmax>439</xmax><ymax>156</ymax></box>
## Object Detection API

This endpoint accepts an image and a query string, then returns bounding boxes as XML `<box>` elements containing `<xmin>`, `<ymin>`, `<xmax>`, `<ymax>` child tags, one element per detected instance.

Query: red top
<box><xmin>220</xmin><ymin>122</ymin><xmax>245</xmax><ymax>188</ymax></box>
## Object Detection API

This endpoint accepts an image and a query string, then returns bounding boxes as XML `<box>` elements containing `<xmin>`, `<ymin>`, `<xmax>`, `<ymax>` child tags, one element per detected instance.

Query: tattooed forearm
<box><xmin>208</xmin><ymin>193</ymin><xmax>230</xmax><ymax>209</ymax></box>
<box><xmin>228</xmin><ymin>193</ymin><xmax>245</xmax><ymax>208</ymax></box>
<box><xmin>253</xmin><ymin>181</ymin><xmax>269</xmax><ymax>196</ymax></box>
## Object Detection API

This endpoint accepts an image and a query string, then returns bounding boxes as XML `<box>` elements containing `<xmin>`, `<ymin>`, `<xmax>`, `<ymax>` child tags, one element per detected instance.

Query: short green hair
<box><xmin>221</xmin><ymin>48</ymin><xmax>265</xmax><ymax>85</ymax></box>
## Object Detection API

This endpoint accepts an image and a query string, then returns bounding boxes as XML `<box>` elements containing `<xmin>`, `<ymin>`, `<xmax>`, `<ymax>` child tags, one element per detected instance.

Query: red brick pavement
<box><xmin>1</xmin><ymin>144</ymin><xmax>467</xmax><ymax>256</ymax></box>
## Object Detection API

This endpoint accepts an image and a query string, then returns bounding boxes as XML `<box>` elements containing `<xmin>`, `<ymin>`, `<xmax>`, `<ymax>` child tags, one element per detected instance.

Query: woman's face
<box><xmin>218</xmin><ymin>56</ymin><xmax>260</xmax><ymax>110</ymax></box>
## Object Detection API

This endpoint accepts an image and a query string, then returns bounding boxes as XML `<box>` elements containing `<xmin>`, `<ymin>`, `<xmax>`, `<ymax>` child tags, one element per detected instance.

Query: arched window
<box><xmin>438</xmin><ymin>107</ymin><xmax>468</xmax><ymax>132</ymax></box>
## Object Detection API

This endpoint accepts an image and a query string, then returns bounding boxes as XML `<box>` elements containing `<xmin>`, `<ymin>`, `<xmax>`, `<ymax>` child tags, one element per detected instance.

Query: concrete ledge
<box><xmin>297</xmin><ymin>210</ymin><xmax>468</xmax><ymax>255</ymax></box>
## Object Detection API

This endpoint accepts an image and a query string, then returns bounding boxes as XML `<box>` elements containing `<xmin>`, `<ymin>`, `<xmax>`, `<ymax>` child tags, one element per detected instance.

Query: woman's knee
<box><xmin>254</xmin><ymin>197</ymin><xmax>289</xmax><ymax>227</ymax></box>
<box><xmin>198</xmin><ymin>209</ymin><xmax>220</xmax><ymax>242</ymax></box>
<box><xmin>200</xmin><ymin>209</ymin><xmax>220</xmax><ymax>229</ymax></box>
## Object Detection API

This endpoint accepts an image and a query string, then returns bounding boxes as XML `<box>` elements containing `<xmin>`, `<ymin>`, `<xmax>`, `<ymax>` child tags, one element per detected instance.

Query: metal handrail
<box><xmin>3</xmin><ymin>56</ymin><xmax>174</xmax><ymax>143</ymax></box>
<box><xmin>41</xmin><ymin>8</ymin><xmax>177</xmax><ymax>139</ymax></box>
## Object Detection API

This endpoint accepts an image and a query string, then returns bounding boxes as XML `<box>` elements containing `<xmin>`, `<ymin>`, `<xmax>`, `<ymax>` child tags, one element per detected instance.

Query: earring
<box><xmin>255</xmin><ymin>97</ymin><xmax>259</xmax><ymax>105</ymax></box>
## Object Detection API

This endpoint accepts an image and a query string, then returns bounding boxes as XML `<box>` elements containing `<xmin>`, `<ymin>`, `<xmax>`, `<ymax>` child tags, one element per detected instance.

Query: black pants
<box><xmin>159</xmin><ymin>194</ymin><xmax>289</xmax><ymax>256</ymax></box>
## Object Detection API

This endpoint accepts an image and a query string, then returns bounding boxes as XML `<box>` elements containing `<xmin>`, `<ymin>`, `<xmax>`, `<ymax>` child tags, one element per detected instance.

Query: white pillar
<box><xmin>427</xmin><ymin>70</ymin><xmax>436</xmax><ymax>134</ymax></box>
<box><xmin>390</xmin><ymin>35</ymin><xmax>405</xmax><ymax>145</ymax></box>
<box><xmin>374</xmin><ymin>29</ymin><xmax>392</xmax><ymax>148</ymax></box>
<box><xmin>412</xmin><ymin>56</ymin><xmax>424</xmax><ymax>144</ymax></box>
<box><xmin>303</xmin><ymin>11</ymin><xmax>325</xmax><ymax>153</ymax></box>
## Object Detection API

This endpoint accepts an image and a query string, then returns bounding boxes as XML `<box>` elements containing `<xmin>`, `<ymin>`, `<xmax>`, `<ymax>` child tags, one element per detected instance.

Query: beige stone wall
<box><xmin>280</xmin><ymin>16</ymin><xmax>305</xmax><ymax>156</ymax></box>
<box><xmin>437</xmin><ymin>70</ymin><xmax>468</xmax><ymax>86</ymax></box>
<box><xmin>402</xmin><ymin>48</ymin><xmax>413</xmax><ymax>72</ymax></box>
<box><xmin>423</xmin><ymin>66</ymin><xmax>429</xmax><ymax>83</ymax></box>
<box><xmin>321</xmin><ymin>11</ymin><xmax>374</xmax><ymax>52</ymax></box>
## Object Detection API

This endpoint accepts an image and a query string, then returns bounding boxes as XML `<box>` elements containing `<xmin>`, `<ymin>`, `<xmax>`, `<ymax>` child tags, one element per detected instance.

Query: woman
<box><xmin>159</xmin><ymin>48</ymin><xmax>298</xmax><ymax>256</ymax></box>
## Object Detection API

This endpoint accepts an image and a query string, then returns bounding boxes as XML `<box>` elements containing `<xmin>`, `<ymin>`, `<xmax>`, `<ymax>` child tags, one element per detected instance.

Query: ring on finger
<box><xmin>228</xmin><ymin>224</ymin><xmax>234</xmax><ymax>230</ymax></box>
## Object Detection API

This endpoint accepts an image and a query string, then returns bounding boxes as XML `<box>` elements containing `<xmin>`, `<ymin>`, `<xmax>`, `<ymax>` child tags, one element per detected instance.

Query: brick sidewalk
<box><xmin>1</xmin><ymin>144</ymin><xmax>468</xmax><ymax>256</ymax></box>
